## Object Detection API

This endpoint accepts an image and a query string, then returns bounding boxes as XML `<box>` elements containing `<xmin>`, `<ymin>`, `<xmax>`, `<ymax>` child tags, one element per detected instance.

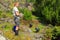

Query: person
<box><xmin>12</xmin><ymin>2</ymin><xmax>22</xmax><ymax>35</ymax></box>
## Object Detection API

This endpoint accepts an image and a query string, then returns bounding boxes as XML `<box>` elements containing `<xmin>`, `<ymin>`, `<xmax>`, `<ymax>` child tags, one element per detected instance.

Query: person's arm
<box><xmin>14</xmin><ymin>7</ymin><xmax>20</xmax><ymax>16</ymax></box>
<box><xmin>15</xmin><ymin>11</ymin><xmax>20</xmax><ymax>16</ymax></box>
<box><xmin>14</xmin><ymin>8</ymin><xmax>23</xmax><ymax>17</ymax></box>
<box><xmin>15</xmin><ymin>11</ymin><xmax>24</xmax><ymax>17</ymax></box>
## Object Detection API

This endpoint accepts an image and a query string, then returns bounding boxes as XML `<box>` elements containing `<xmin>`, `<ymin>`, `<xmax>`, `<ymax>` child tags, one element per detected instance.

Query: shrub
<box><xmin>23</xmin><ymin>8</ymin><xmax>32</xmax><ymax>21</ymax></box>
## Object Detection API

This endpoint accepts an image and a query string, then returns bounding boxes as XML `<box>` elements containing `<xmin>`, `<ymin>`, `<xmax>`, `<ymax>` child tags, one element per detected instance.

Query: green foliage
<box><xmin>27</xmin><ymin>0</ymin><xmax>36</xmax><ymax>3</ymax></box>
<box><xmin>32</xmin><ymin>15</ymin><xmax>38</xmax><ymax>20</ymax></box>
<box><xmin>0</xmin><ymin>11</ymin><xmax>12</xmax><ymax>18</ymax></box>
<box><xmin>45</xmin><ymin>26</ymin><xmax>60</xmax><ymax>40</ymax></box>
<box><xmin>19</xmin><ymin>7</ymin><xmax>33</xmax><ymax>21</ymax></box>
<box><xmin>51</xmin><ymin>26</ymin><xmax>60</xmax><ymax>40</ymax></box>
<box><xmin>0</xmin><ymin>0</ymin><xmax>60</xmax><ymax>40</ymax></box>
<box><xmin>34</xmin><ymin>0</ymin><xmax>60</xmax><ymax>25</ymax></box>
<box><xmin>23</xmin><ymin>8</ymin><xmax>32</xmax><ymax>21</ymax></box>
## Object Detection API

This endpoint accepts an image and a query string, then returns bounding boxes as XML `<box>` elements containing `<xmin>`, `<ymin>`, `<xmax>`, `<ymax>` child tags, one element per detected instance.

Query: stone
<box><xmin>1</xmin><ymin>25</ymin><xmax>7</xmax><ymax>28</ymax></box>
<box><xmin>29</xmin><ymin>23</ymin><xmax>33</xmax><ymax>28</ymax></box>
<box><xmin>0</xmin><ymin>21</ymin><xmax>2</xmax><ymax>24</ymax></box>
<box><xmin>35</xmin><ymin>27</ymin><xmax>40</xmax><ymax>33</ymax></box>
<box><xmin>27</xmin><ymin>28</ymin><xmax>32</xmax><ymax>33</ymax></box>
<box><xmin>0</xmin><ymin>18</ymin><xmax>5</xmax><ymax>21</ymax></box>
<box><xmin>34</xmin><ymin>33</ymin><xmax>43</xmax><ymax>40</ymax></box>
<box><xmin>0</xmin><ymin>31</ymin><xmax>3</xmax><ymax>35</ymax></box>
<box><xmin>20</xmin><ymin>13</ymin><xmax>24</xmax><ymax>18</ymax></box>
<box><xmin>0</xmin><ymin>35</ymin><xmax>6</xmax><ymax>40</ymax></box>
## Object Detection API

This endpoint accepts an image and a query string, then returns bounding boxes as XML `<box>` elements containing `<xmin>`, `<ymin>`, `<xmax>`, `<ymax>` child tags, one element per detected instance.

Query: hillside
<box><xmin>0</xmin><ymin>0</ymin><xmax>60</xmax><ymax>40</ymax></box>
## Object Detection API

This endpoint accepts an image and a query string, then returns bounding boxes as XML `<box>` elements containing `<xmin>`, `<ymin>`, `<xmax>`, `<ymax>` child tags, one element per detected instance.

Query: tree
<box><xmin>34</xmin><ymin>0</ymin><xmax>60</xmax><ymax>26</ymax></box>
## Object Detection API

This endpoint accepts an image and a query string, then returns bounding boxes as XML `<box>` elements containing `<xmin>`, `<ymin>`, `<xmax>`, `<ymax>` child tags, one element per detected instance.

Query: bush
<box><xmin>23</xmin><ymin>8</ymin><xmax>32</xmax><ymax>21</ymax></box>
<box><xmin>44</xmin><ymin>26</ymin><xmax>60</xmax><ymax>40</ymax></box>
<box><xmin>34</xmin><ymin>0</ymin><xmax>60</xmax><ymax>25</ymax></box>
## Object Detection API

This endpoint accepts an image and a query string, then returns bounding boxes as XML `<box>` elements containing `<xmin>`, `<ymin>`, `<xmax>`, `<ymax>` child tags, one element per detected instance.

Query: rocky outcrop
<box><xmin>0</xmin><ymin>30</ymin><xmax>9</xmax><ymax>40</ymax></box>
<box><xmin>0</xmin><ymin>35</ymin><xmax>6</xmax><ymax>40</ymax></box>
<box><xmin>0</xmin><ymin>18</ymin><xmax>14</xmax><ymax>24</ymax></box>
<box><xmin>0</xmin><ymin>0</ymin><xmax>10</xmax><ymax>11</ymax></box>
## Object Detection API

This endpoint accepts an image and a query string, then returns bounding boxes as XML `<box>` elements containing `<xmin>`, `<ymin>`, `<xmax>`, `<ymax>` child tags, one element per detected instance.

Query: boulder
<box><xmin>0</xmin><ymin>35</ymin><xmax>6</xmax><ymax>40</ymax></box>
<box><xmin>0</xmin><ymin>31</ymin><xmax>3</xmax><ymax>35</ymax></box>
<box><xmin>34</xmin><ymin>33</ymin><xmax>43</xmax><ymax>40</ymax></box>
<box><xmin>0</xmin><ymin>18</ymin><xmax>5</xmax><ymax>21</ymax></box>
<box><xmin>0</xmin><ymin>31</ymin><xmax>7</xmax><ymax>40</ymax></box>
<box><xmin>1</xmin><ymin>25</ymin><xmax>7</xmax><ymax>28</ymax></box>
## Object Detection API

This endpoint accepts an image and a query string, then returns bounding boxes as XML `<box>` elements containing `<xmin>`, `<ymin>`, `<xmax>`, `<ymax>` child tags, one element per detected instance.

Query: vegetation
<box><xmin>34</xmin><ymin>0</ymin><xmax>60</xmax><ymax>26</ymax></box>
<box><xmin>0</xmin><ymin>0</ymin><xmax>60</xmax><ymax>40</ymax></box>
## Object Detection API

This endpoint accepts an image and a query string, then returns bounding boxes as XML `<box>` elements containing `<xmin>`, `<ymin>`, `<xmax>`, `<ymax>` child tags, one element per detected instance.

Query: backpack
<box><xmin>35</xmin><ymin>27</ymin><xmax>40</xmax><ymax>33</ymax></box>
<box><xmin>12</xmin><ymin>26</ymin><xmax>16</xmax><ymax>32</ymax></box>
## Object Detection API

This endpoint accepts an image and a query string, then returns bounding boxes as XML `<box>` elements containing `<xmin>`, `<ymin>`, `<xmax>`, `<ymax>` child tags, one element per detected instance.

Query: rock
<box><xmin>29</xmin><ymin>23</ymin><xmax>33</xmax><ymax>28</ymax></box>
<box><xmin>0</xmin><ymin>35</ymin><xmax>6</xmax><ymax>40</ymax></box>
<box><xmin>9</xmin><ymin>19</ymin><xmax>14</xmax><ymax>24</ymax></box>
<box><xmin>4</xmin><ymin>20</ymin><xmax>8</xmax><ymax>22</ymax></box>
<box><xmin>34</xmin><ymin>33</ymin><xmax>43</xmax><ymax>40</ymax></box>
<box><xmin>21</xmin><ymin>25</ymin><xmax>32</xmax><ymax>33</ymax></box>
<box><xmin>0</xmin><ymin>21</ymin><xmax>2</xmax><ymax>24</ymax></box>
<box><xmin>20</xmin><ymin>13</ymin><xmax>24</xmax><ymax>18</ymax></box>
<box><xmin>0</xmin><ymin>18</ymin><xmax>5</xmax><ymax>21</ymax></box>
<box><xmin>0</xmin><ymin>31</ymin><xmax>3</xmax><ymax>35</ymax></box>
<box><xmin>6</xmin><ymin>18</ymin><xmax>14</xmax><ymax>24</ymax></box>
<box><xmin>0</xmin><ymin>31</ymin><xmax>7</xmax><ymax>40</ymax></box>
<box><xmin>0</xmin><ymin>18</ymin><xmax>14</xmax><ymax>23</ymax></box>
<box><xmin>26</xmin><ymin>28</ymin><xmax>32</xmax><ymax>33</ymax></box>
<box><xmin>0</xmin><ymin>31</ymin><xmax>9</xmax><ymax>40</ymax></box>
<box><xmin>34</xmin><ymin>27</ymin><xmax>40</xmax><ymax>33</ymax></box>
<box><xmin>1</xmin><ymin>25</ymin><xmax>7</xmax><ymax>28</ymax></box>
<box><xmin>4</xmin><ymin>18</ymin><xmax>10</xmax><ymax>22</ymax></box>
<box><xmin>6</xmin><ymin>18</ymin><xmax>11</xmax><ymax>22</ymax></box>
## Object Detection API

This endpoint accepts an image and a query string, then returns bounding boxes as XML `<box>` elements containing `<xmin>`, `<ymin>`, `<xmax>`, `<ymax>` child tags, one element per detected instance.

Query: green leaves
<box><xmin>34</xmin><ymin>0</ymin><xmax>60</xmax><ymax>25</ymax></box>
<box><xmin>23</xmin><ymin>8</ymin><xmax>32</xmax><ymax>21</ymax></box>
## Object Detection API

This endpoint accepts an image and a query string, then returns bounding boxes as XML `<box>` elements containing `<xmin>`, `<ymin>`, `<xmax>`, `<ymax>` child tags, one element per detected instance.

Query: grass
<box><xmin>0</xmin><ymin>20</ymin><xmax>60</xmax><ymax>40</ymax></box>
<box><xmin>0</xmin><ymin>12</ymin><xmax>60</xmax><ymax>40</ymax></box>
<box><xmin>0</xmin><ymin>19</ymin><xmax>42</xmax><ymax>40</ymax></box>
